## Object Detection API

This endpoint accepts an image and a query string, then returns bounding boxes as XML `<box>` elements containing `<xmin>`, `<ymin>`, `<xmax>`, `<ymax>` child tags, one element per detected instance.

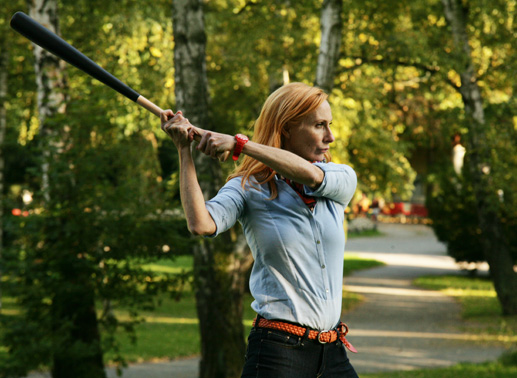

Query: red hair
<box><xmin>228</xmin><ymin>82</ymin><xmax>330</xmax><ymax>199</ymax></box>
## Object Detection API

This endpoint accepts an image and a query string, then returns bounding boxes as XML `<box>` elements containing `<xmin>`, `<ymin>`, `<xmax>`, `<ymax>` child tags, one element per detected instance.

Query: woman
<box><xmin>161</xmin><ymin>83</ymin><xmax>358</xmax><ymax>378</ymax></box>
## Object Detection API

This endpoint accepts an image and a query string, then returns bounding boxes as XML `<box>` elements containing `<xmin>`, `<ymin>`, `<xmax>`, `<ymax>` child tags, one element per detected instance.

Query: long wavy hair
<box><xmin>227</xmin><ymin>82</ymin><xmax>331</xmax><ymax>199</ymax></box>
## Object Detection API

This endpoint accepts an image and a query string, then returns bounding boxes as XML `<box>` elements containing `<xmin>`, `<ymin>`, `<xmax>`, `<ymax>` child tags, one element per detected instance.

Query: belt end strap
<box><xmin>338</xmin><ymin>322</ymin><xmax>358</xmax><ymax>353</ymax></box>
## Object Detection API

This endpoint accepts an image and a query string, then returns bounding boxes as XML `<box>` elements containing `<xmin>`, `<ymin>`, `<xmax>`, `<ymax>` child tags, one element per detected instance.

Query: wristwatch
<box><xmin>232</xmin><ymin>134</ymin><xmax>249</xmax><ymax>161</ymax></box>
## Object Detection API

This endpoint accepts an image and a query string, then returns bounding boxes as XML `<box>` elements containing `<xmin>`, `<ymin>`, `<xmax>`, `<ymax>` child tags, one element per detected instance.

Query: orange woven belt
<box><xmin>253</xmin><ymin>317</ymin><xmax>357</xmax><ymax>353</ymax></box>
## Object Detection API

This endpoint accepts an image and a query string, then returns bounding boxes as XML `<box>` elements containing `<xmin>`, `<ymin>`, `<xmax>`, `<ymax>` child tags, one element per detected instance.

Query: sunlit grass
<box><xmin>104</xmin><ymin>291</ymin><xmax>256</xmax><ymax>364</ymax></box>
<box><xmin>141</xmin><ymin>255</ymin><xmax>193</xmax><ymax>274</ymax></box>
<box><xmin>343</xmin><ymin>254</ymin><xmax>386</xmax><ymax>277</ymax></box>
<box><xmin>414</xmin><ymin>275</ymin><xmax>517</xmax><ymax>345</ymax></box>
<box><xmin>362</xmin><ymin>362</ymin><xmax>517</xmax><ymax>378</ymax></box>
<box><xmin>347</xmin><ymin>228</ymin><xmax>383</xmax><ymax>239</ymax></box>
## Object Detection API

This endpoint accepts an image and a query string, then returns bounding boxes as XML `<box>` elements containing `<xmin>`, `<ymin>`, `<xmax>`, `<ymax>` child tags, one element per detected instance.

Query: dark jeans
<box><xmin>241</xmin><ymin>327</ymin><xmax>359</xmax><ymax>378</ymax></box>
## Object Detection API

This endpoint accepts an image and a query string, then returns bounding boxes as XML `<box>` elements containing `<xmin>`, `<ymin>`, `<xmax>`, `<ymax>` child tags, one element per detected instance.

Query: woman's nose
<box><xmin>325</xmin><ymin>126</ymin><xmax>335</xmax><ymax>143</ymax></box>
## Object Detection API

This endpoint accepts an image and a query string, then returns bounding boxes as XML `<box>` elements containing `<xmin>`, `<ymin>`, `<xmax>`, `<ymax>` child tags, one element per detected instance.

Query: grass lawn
<box><xmin>347</xmin><ymin>228</ymin><xmax>383</xmax><ymax>239</ymax></box>
<box><xmin>414</xmin><ymin>275</ymin><xmax>517</xmax><ymax>345</ymax></box>
<box><xmin>361</xmin><ymin>361</ymin><xmax>517</xmax><ymax>378</ymax></box>
<box><xmin>343</xmin><ymin>254</ymin><xmax>385</xmax><ymax>277</ymax></box>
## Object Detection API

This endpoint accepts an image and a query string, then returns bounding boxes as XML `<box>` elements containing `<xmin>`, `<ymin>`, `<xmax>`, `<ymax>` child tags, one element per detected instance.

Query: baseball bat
<box><xmin>10</xmin><ymin>11</ymin><xmax>162</xmax><ymax>117</ymax></box>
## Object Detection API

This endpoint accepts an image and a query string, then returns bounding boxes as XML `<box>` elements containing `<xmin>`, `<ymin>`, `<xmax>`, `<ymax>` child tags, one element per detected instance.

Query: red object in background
<box><xmin>388</xmin><ymin>202</ymin><xmax>428</xmax><ymax>217</ymax></box>
<box><xmin>410</xmin><ymin>204</ymin><xmax>428</xmax><ymax>217</ymax></box>
<box><xmin>389</xmin><ymin>203</ymin><xmax>410</xmax><ymax>216</ymax></box>
<box><xmin>11</xmin><ymin>209</ymin><xmax>29</xmax><ymax>217</ymax></box>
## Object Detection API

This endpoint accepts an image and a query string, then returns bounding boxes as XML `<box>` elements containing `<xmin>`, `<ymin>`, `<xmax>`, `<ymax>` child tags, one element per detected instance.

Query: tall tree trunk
<box><xmin>441</xmin><ymin>0</ymin><xmax>517</xmax><ymax>315</ymax></box>
<box><xmin>0</xmin><ymin>38</ymin><xmax>7</xmax><ymax>311</ymax></box>
<box><xmin>27</xmin><ymin>1</ymin><xmax>106</xmax><ymax>375</ymax></box>
<box><xmin>315</xmin><ymin>0</ymin><xmax>343</xmax><ymax>93</ymax></box>
<box><xmin>172</xmin><ymin>1</ymin><xmax>251</xmax><ymax>377</ymax></box>
<box><xmin>28</xmin><ymin>0</ymin><xmax>67</xmax><ymax>202</ymax></box>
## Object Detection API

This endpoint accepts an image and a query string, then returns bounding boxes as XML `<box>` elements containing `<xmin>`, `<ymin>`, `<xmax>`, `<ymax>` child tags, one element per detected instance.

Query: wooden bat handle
<box><xmin>136</xmin><ymin>95</ymin><xmax>163</xmax><ymax>117</ymax></box>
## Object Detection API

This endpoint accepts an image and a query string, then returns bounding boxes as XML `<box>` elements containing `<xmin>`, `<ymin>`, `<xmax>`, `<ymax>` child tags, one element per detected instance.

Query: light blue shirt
<box><xmin>205</xmin><ymin>162</ymin><xmax>357</xmax><ymax>331</ymax></box>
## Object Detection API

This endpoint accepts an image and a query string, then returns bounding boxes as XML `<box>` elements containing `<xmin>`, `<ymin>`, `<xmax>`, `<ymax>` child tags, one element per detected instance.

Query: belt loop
<box><xmin>253</xmin><ymin>314</ymin><xmax>263</xmax><ymax>330</ymax></box>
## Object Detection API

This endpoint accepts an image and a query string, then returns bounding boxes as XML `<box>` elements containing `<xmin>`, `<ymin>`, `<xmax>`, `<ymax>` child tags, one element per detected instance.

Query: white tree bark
<box><xmin>28</xmin><ymin>0</ymin><xmax>68</xmax><ymax>201</ymax></box>
<box><xmin>315</xmin><ymin>0</ymin><xmax>343</xmax><ymax>93</ymax></box>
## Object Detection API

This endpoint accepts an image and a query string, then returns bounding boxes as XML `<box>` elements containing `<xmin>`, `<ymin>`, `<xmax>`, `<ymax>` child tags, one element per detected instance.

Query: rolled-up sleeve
<box><xmin>304</xmin><ymin>162</ymin><xmax>357</xmax><ymax>205</ymax></box>
<box><xmin>205</xmin><ymin>178</ymin><xmax>246</xmax><ymax>237</ymax></box>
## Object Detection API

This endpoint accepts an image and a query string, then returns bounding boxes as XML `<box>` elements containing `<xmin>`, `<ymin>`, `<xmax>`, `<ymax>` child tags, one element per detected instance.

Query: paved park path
<box><xmin>342</xmin><ymin>222</ymin><xmax>504</xmax><ymax>373</ymax></box>
<box><xmin>27</xmin><ymin>223</ymin><xmax>506</xmax><ymax>377</ymax></box>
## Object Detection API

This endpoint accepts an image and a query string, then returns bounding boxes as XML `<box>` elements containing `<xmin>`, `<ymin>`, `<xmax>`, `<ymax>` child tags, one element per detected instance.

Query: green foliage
<box><xmin>205</xmin><ymin>0</ymin><xmax>417</xmax><ymax>198</ymax></box>
<box><xmin>426</xmin><ymin>166</ymin><xmax>485</xmax><ymax>263</ymax></box>
<box><xmin>1</xmin><ymin>127</ymin><xmax>193</xmax><ymax>375</ymax></box>
<box><xmin>500</xmin><ymin>350</ymin><xmax>517</xmax><ymax>368</ymax></box>
<box><xmin>1</xmin><ymin>1</ymin><xmax>194</xmax><ymax>375</ymax></box>
<box><xmin>426</xmin><ymin>158</ymin><xmax>517</xmax><ymax>265</ymax></box>
<box><xmin>2</xmin><ymin>0</ymin><xmax>516</xmax><ymax>374</ymax></box>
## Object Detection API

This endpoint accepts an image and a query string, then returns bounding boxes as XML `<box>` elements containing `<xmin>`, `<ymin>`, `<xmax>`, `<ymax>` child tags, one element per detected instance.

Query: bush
<box><xmin>426</xmin><ymin>165</ymin><xmax>517</xmax><ymax>265</ymax></box>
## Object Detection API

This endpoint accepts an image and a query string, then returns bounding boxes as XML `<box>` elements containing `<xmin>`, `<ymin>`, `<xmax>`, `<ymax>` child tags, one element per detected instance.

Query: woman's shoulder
<box><xmin>226</xmin><ymin>174</ymin><xmax>263</xmax><ymax>187</ymax></box>
<box><xmin>223</xmin><ymin>175</ymin><xmax>270</xmax><ymax>198</ymax></box>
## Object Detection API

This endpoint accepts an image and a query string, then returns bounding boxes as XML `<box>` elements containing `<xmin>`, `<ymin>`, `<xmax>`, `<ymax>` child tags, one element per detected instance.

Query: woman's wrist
<box><xmin>178</xmin><ymin>144</ymin><xmax>192</xmax><ymax>157</ymax></box>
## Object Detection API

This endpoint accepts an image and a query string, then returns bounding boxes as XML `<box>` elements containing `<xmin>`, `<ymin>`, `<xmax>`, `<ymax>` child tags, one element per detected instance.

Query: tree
<box><xmin>440</xmin><ymin>0</ymin><xmax>517</xmax><ymax>314</ymax></box>
<box><xmin>0</xmin><ymin>18</ymin><xmax>8</xmax><ymax>312</ymax></box>
<box><xmin>316</xmin><ymin>0</ymin><xmax>343</xmax><ymax>93</ymax></box>
<box><xmin>15</xmin><ymin>1</ymin><xmax>106</xmax><ymax>376</ymax></box>
<box><xmin>172</xmin><ymin>1</ymin><xmax>250</xmax><ymax>377</ymax></box>
<box><xmin>2</xmin><ymin>1</ymin><xmax>192</xmax><ymax>376</ymax></box>
<box><xmin>351</xmin><ymin>0</ymin><xmax>517</xmax><ymax>313</ymax></box>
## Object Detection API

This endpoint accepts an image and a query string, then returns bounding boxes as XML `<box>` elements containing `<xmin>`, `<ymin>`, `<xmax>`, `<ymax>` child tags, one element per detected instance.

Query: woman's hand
<box><xmin>196</xmin><ymin>130</ymin><xmax>235</xmax><ymax>162</ymax></box>
<box><xmin>161</xmin><ymin>110</ymin><xmax>195</xmax><ymax>150</ymax></box>
<box><xmin>161</xmin><ymin>109</ymin><xmax>234</xmax><ymax>161</ymax></box>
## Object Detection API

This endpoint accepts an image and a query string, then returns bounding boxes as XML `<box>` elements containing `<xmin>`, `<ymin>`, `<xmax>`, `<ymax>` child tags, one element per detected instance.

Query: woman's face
<box><xmin>283</xmin><ymin>100</ymin><xmax>334</xmax><ymax>162</ymax></box>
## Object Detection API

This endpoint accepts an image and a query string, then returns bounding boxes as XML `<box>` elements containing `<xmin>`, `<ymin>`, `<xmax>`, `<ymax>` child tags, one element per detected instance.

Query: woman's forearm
<box><xmin>178</xmin><ymin>147</ymin><xmax>217</xmax><ymax>236</ymax></box>
<box><xmin>241</xmin><ymin>141</ymin><xmax>324</xmax><ymax>188</ymax></box>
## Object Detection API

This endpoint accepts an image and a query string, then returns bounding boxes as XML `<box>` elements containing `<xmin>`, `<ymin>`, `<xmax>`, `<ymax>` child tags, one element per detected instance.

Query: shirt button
<box><xmin>316</xmin><ymin>240</ymin><xmax>321</xmax><ymax>244</ymax></box>
<box><xmin>321</xmin><ymin>265</ymin><xmax>326</xmax><ymax>269</ymax></box>
<box><xmin>326</xmin><ymin>289</ymin><xmax>329</xmax><ymax>293</ymax></box>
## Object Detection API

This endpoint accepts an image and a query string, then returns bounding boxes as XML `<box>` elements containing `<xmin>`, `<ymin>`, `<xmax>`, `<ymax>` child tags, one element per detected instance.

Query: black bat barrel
<box><xmin>10</xmin><ymin>11</ymin><xmax>140</xmax><ymax>102</ymax></box>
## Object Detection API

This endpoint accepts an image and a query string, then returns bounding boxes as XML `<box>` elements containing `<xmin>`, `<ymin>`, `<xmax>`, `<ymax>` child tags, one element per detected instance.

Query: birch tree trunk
<box><xmin>28</xmin><ymin>0</ymin><xmax>68</xmax><ymax>202</ymax></box>
<box><xmin>28</xmin><ymin>1</ymin><xmax>106</xmax><ymax>376</ymax></box>
<box><xmin>0</xmin><ymin>39</ymin><xmax>7</xmax><ymax>311</ymax></box>
<box><xmin>172</xmin><ymin>1</ymin><xmax>251</xmax><ymax>377</ymax></box>
<box><xmin>441</xmin><ymin>0</ymin><xmax>517</xmax><ymax>315</ymax></box>
<box><xmin>315</xmin><ymin>0</ymin><xmax>343</xmax><ymax>93</ymax></box>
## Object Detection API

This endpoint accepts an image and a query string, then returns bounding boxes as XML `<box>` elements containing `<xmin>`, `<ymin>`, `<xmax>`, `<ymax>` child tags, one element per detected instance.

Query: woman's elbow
<box><xmin>307</xmin><ymin>169</ymin><xmax>324</xmax><ymax>189</ymax></box>
<box><xmin>188</xmin><ymin>221</ymin><xmax>216</xmax><ymax>236</ymax></box>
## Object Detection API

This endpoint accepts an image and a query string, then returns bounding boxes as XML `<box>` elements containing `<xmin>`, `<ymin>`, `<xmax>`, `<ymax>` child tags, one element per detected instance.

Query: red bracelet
<box><xmin>232</xmin><ymin>134</ymin><xmax>249</xmax><ymax>161</ymax></box>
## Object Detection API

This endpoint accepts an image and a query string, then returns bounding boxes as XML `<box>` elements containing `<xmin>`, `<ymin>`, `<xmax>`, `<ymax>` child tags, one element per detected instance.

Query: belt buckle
<box><xmin>317</xmin><ymin>331</ymin><xmax>327</xmax><ymax>344</ymax></box>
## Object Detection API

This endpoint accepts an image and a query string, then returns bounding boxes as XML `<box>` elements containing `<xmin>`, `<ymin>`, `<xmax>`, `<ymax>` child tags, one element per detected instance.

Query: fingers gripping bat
<box><xmin>10</xmin><ymin>11</ymin><xmax>162</xmax><ymax>117</ymax></box>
